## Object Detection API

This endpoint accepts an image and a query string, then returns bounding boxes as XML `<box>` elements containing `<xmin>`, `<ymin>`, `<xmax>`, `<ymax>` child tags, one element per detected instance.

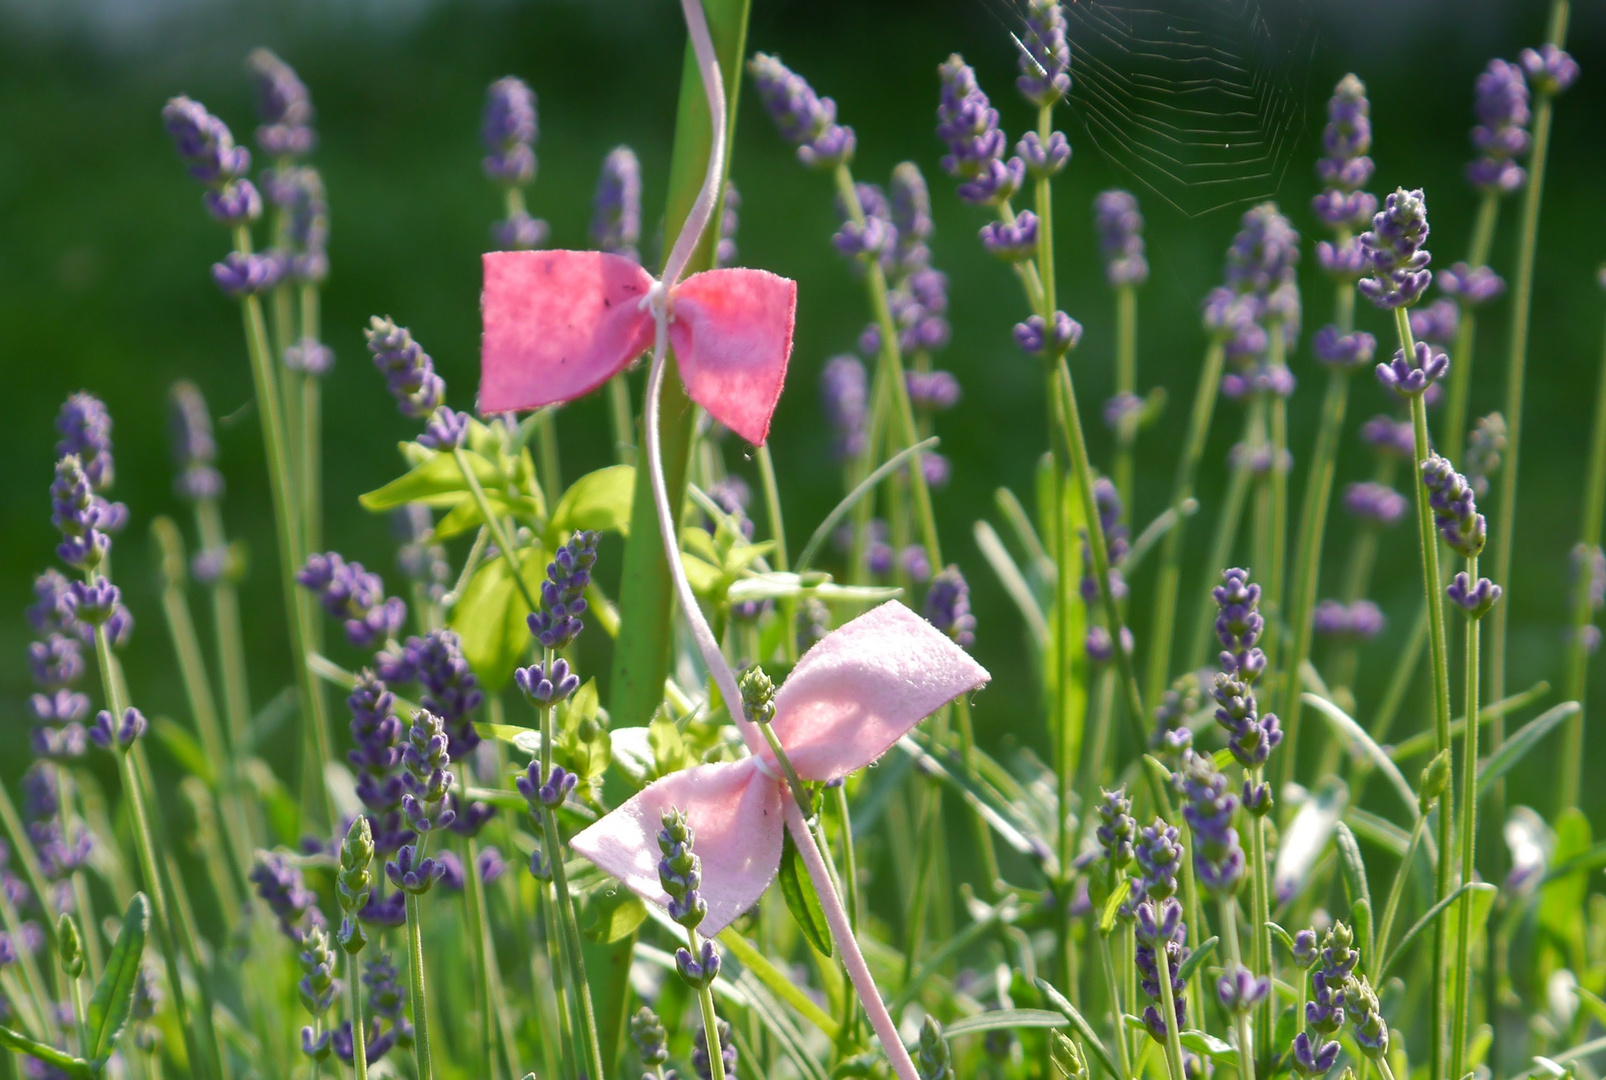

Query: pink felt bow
<box><xmin>570</xmin><ymin>599</ymin><xmax>989</xmax><ymax>936</ymax></box>
<box><xmin>479</xmin><ymin>250</ymin><xmax>797</xmax><ymax>446</ymax></box>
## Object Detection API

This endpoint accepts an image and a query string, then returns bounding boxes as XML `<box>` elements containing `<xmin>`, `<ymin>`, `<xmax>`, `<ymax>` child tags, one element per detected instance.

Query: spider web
<box><xmin>990</xmin><ymin>0</ymin><xmax>1319</xmax><ymax>217</ymax></box>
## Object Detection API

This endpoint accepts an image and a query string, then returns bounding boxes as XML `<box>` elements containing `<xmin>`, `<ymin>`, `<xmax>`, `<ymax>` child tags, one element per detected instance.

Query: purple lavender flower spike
<box><xmin>1359</xmin><ymin>415</ymin><xmax>1416</xmax><ymax>460</ymax></box>
<box><xmin>1519</xmin><ymin>44</ymin><xmax>1580</xmax><ymax>97</ymax></box>
<box><xmin>1015</xmin><ymin>0</ymin><xmax>1070</xmax><ymax>106</ymax></box>
<box><xmin>419</xmin><ymin>408</ymin><xmax>468</xmax><ymax>451</ymax></box>
<box><xmin>1216</xmin><ymin>965</ymin><xmax>1270</xmax><ymax>1014</ymax></box>
<box><xmin>1226</xmin><ymin>203</ymin><xmax>1300</xmax><ymax>304</ymax></box>
<box><xmin>1447</xmin><ymin>571</ymin><xmax>1502</xmax><ymax>618</ymax></box>
<box><xmin>347</xmin><ymin>671</ymin><xmax>411</xmax><ymax>856</ymax></box>
<box><xmin>1018</xmin><ymin>130</ymin><xmax>1070</xmax><ymax>179</ymax></box>
<box><xmin>247</xmin><ymin>49</ymin><xmax>316</xmax><ymax>158</ymax></box>
<box><xmin>936</xmin><ymin>55</ymin><xmax>1024</xmax><ymax>206</ymax></box>
<box><xmin>1464</xmin><ymin>412</ymin><xmax>1507</xmax><ymax>497</ymax></box>
<box><xmin>1410</xmin><ymin>298</ymin><xmax>1461</xmax><ymax>345</ymax></box>
<box><xmin>482</xmin><ymin>76</ymin><xmax>537</xmax><ymax>185</ymax></box>
<box><xmin>56</xmin><ymin>392</ymin><xmax>116</xmax><ymax>493</ymax></box>
<box><xmin>212</xmin><ymin>251</ymin><xmax>284</xmax><ymax>298</ymax></box>
<box><xmin>1311</xmin><ymin>325</ymin><xmax>1376</xmax><ymax>369</ymax></box>
<box><xmin>1290</xmin><ymin>1031</ymin><xmax>1340</xmax><ymax>1076</ymax></box>
<box><xmin>517</xmin><ymin>761</ymin><xmax>578</xmax><ymax>811</ymax></box>
<box><xmin>515</xmin><ymin>657</ymin><xmax>581</xmax><ymax>706</ymax></box>
<box><xmin>822</xmin><ymin>355</ymin><xmax>869</xmax><ymax>460</ymax></box>
<box><xmin>1359</xmin><ymin>187</ymin><xmax>1432</xmax><ymax>309</ymax></box>
<box><xmin>748</xmin><ymin>53</ymin><xmax>855</xmax><ymax>170</ymax></box>
<box><xmin>1314</xmin><ymin>74</ymin><xmax>1375</xmax><ymax>198</ymax></box>
<box><xmin>204</xmin><ymin>179</ymin><xmax>262</xmax><ymax>226</ymax></box>
<box><xmin>1420</xmin><ymin>453</ymin><xmax>1487</xmax><ymax>557</ymax></box>
<box><xmin>163</xmin><ymin>96</ymin><xmax>251</xmax><ymax>186</ymax></box>
<box><xmin>250</xmin><ymin>850</ymin><xmax>321</xmax><ymax>941</ymax></box>
<box><xmin>591</xmin><ymin>146</ymin><xmax>642</xmax><ymax>262</ymax></box>
<box><xmin>906</xmin><ymin>371</ymin><xmax>961</xmax><ymax>413</ymax></box>
<box><xmin>400</xmin><ymin>709</ymin><xmax>455</xmax><ymax>834</ymax></box>
<box><xmin>1014</xmin><ymin>311</ymin><xmax>1082</xmax><ymax>356</ymax></box>
<box><xmin>1096</xmin><ymin>787</ymin><xmax>1135</xmax><ymax>867</ymax></box>
<box><xmin>979</xmin><ymin>210</ymin><xmax>1038</xmax><ymax>262</ymax></box>
<box><xmin>297</xmin><ymin>552</ymin><xmax>407</xmax><ymax>647</ymax></box>
<box><xmin>888</xmin><ymin>163</ymin><xmax>932</xmax><ymax>269</ymax></box>
<box><xmin>925</xmin><ymin>565</ymin><xmax>976</xmax><ymax>648</ymax></box>
<box><xmin>716</xmin><ymin>180</ymin><xmax>740</xmax><ymax>267</ymax></box>
<box><xmin>1210</xmin><ymin>568</ymin><xmax>1283</xmax><ymax>775</ymax></box>
<box><xmin>1094</xmin><ymin>190</ymin><xmax>1149</xmax><ymax>287</ymax></box>
<box><xmin>1465</xmin><ymin>59</ymin><xmax>1531</xmax><ymax>195</ymax></box>
<box><xmin>271</xmin><ymin>166</ymin><xmax>330</xmax><ymax>285</ymax></box>
<box><xmin>1376</xmin><ymin>341</ymin><xmax>1449</xmax><ymax>397</ymax></box>
<box><xmin>493</xmin><ymin>211</ymin><xmax>550</xmax><ymax>252</ymax></box>
<box><xmin>1176</xmin><ymin>752</ymin><xmax>1244</xmax><ymax>897</ymax></box>
<box><xmin>169</xmin><ymin>380</ymin><xmax>224</xmax><ymax>502</ymax></box>
<box><xmin>385</xmin><ymin>844</ymin><xmax>446</xmax><ymax>895</ymax></box>
<box><xmin>526</xmin><ymin>531</ymin><xmax>598</xmax><ymax>649</ymax></box>
<box><xmin>1313</xmin><ymin>599</ymin><xmax>1386</xmax><ymax>640</ymax></box>
<box><xmin>1135</xmin><ymin>819</ymin><xmax>1183</xmax><ymax>899</ymax></box>
<box><xmin>1439</xmin><ymin>262</ymin><xmax>1505</xmax><ymax>307</ymax></box>
<box><xmin>477</xmin><ymin>845</ymin><xmax>507</xmax><ymax>885</ymax></box>
<box><xmin>365</xmin><ymin>317</ymin><xmax>445</xmax><ymax>420</ymax></box>
<box><xmin>1086</xmin><ymin>625</ymin><xmax>1133</xmax><ymax>663</ymax></box>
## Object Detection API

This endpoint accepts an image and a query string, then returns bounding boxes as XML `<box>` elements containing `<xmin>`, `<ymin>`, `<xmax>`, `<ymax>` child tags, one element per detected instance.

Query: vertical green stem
<box><xmin>195</xmin><ymin>500</ymin><xmax>252</xmax><ymax>756</ymax></box>
<box><xmin>1564</xmin><ymin>303</ymin><xmax>1606</xmax><ymax>712</ymax></box>
<box><xmin>299</xmin><ymin>284</ymin><xmax>325</xmax><ymax>556</ymax></box>
<box><xmin>607</xmin><ymin>375</ymin><xmax>637</xmax><ymax>466</ymax></box>
<box><xmin>1442</xmin><ymin>194</ymin><xmax>1500</xmax><ymax>468</ymax></box>
<box><xmin>1450</xmin><ymin>555</ymin><xmax>1482</xmax><ymax>1080</ymax></box>
<box><xmin>347</xmin><ymin>949</ymin><xmax>370</xmax><ymax>1080</ymax></box>
<box><xmin>1145</xmin><ymin>339</ymin><xmax>1228</xmax><ymax>709</ymax></box>
<box><xmin>467</xmin><ymin>838</ymin><xmax>503</xmax><ymax>1080</ymax></box>
<box><xmin>1218</xmin><ymin>898</ymin><xmax>1257</xmax><ymax>1080</ymax></box>
<box><xmin>1375</xmin><ymin>811</ymin><xmax>1427</xmax><ymax>978</ymax></box>
<box><xmin>1399</xmin><ymin>305</ymin><xmax>1455</xmax><ymax>1079</ymax></box>
<box><xmin>454</xmin><ymin>446</ymin><xmax>540</xmax><ymax>613</ymax></box>
<box><xmin>1264</xmin><ymin>332</ymin><xmax>1290</xmax><ymax>672</ymax></box>
<box><xmin>1246</xmin><ymin>770</ymin><xmax>1272</xmax><ymax>1054</ymax></box>
<box><xmin>1188</xmin><ymin>422</ymin><xmax>1254</xmax><ymax>669</ymax></box>
<box><xmin>1154</xmin><ymin>935</ymin><xmax>1188</xmax><ymax>1080</ymax></box>
<box><xmin>1097</xmin><ymin>926</ymin><xmax>1133</xmax><ymax>1080</ymax></box>
<box><xmin>404</xmin><ymin>887</ymin><xmax>435</xmax><ymax>1080</ymax></box>
<box><xmin>1112</xmin><ymin>284</ymin><xmax>1137</xmax><ymax>510</ymax></box>
<box><xmin>688</xmin><ymin>927</ymin><xmax>728</xmax><ymax>1080</ymax></box>
<box><xmin>1488</xmin><ymin>0</ymin><xmax>1568</xmax><ymax>808</ymax></box>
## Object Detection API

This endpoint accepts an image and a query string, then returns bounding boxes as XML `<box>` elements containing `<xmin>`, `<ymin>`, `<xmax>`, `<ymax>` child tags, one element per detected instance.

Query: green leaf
<box><xmin>942</xmin><ymin>1010</ymin><xmax>1068</xmax><ymax>1038</ymax></box>
<box><xmin>778</xmin><ymin>829</ymin><xmax>833</xmax><ymax>958</ymax></box>
<box><xmin>1099</xmin><ymin>878</ymin><xmax>1131</xmax><ymax>934</ymax></box>
<box><xmin>1540</xmin><ymin>808</ymin><xmax>1593</xmax><ymax>958</ymax></box>
<box><xmin>549</xmin><ymin>465</ymin><xmax>636</xmax><ymax>542</ymax></box>
<box><xmin>87</xmin><ymin>893</ymin><xmax>149</xmax><ymax>1063</ymax></box>
<box><xmin>794</xmin><ymin>437</ymin><xmax>941</xmax><ymax>573</ymax></box>
<box><xmin>1478</xmin><ymin>702</ymin><xmax>1580</xmax><ymax>797</ymax></box>
<box><xmin>360</xmin><ymin>449</ymin><xmax>502</xmax><ymax>511</ymax></box>
<box><xmin>648</xmin><ymin>714</ymin><xmax>692</xmax><ymax>779</ymax></box>
<box><xmin>1177</xmin><ymin>936</ymin><xmax>1218</xmax><ymax>983</ymax></box>
<box><xmin>1181</xmin><ymin>1029</ymin><xmax>1240</xmax><ymax>1069</ymax></box>
<box><xmin>448</xmin><ymin>546</ymin><xmax>545</xmax><ymax>692</ymax></box>
<box><xmin>0</xmin><ymin>1024</ymin><xmax>91</xmax><ymax>1078</ymax></box>
<box><xmin>1334</xmin><ymin>822</ymin><xmax>1373</xmax><ymax>960</ymax></box>
<box><xmin>974</xmin><ymin>520</ymin><xmax>1048</xmax><ymax>649</ymax></box>
<box><xmin>581</xmin><ymin>883</ymin><xmax>647</xmax><ymax>944</ymax></box>
<box><xmin>1267</xmin><ymin>921</ymin><xmax>1297</xmax><ymax>956</ymax></box>
<box><xmin>151</xmin><ymin>718</ymin><xmax>215</xmax><ymax>786</ymax></box>
<box><xmin>715</xmin><ymin>927</ymin><xmax>840</xmax><ymax>1039</ymax></box>
<box><xmin>1303</xmin><ymin>693</ymin><xmax>1419</xmax><ymax>819</ymax></box>
<box><xmin>1380</xmin><ymin>882</ymin><xmax>1497</xmax><ymax>979</ymax></box>
<box><xmin>1036</xmin><ymin>979</ymin><xmax>1119</xmax><ymax>1080</ymax></box>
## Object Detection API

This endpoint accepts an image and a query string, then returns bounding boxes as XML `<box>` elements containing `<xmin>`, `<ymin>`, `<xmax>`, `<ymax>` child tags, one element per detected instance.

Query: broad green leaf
<box><xmin>87</xmin><ymin>893</ymin><xmax>149</xmax><ymax>1063</ymax></box>
<box><xmin>581</xmin><ymin>883</ymin><xmax>648</xmax><ymax>944</ymax></box>
<box><xmin>1177</xmin><ymin>936</ymin><xmax>1218</xmax><ymax>982</ymax></box>
<box><xmin>550</xmin><ymin>465</ymin><xmax>636</xmax><ymax>542</ymax></box>
<box><xmin>0</xmin><ymin>1024</ymin><xmax>91</xmax><ymax>1078</ymax></box>
<box><xmin>359</xmin><ymin>449</ymin><xmax>502</xmax><ymax>511</ymax></box>
<box><xmin>648</xmin><ymin>714</ymin><xmax>692</xmax><ymax>778</ymax></box>
<box><xmin>1334</xmin><ymin>822</ymin><xmax>1373</xmax><ymax>961</ymax></box>
<box><xmin>778</xmin><ymin>829</ymin><xmax>833</xmax><ymax>958</ymax></box>
<box><xmin>1540</xmin><ymin>808</ymin><xmax>1592</xmax><ymax>961</ymax></box>
<box><xmin>449</xmin><ymin>546</ymin><xmax>545</xmax><ymax>692</ymax></box>
<box><xmin>151</xmin><ymin>718</ymin><xmax>215</xmax><ymax>787</ymax></box>
<box><xmin>1181</xmin><ymin>1029</ymin><xmax>1239</xmax><ymax>1068</ymax></box>
<box><xmin>942</xmin><ymin>1010</ymin><xmax>1068</xmax><ymax>1037</ymax></box>
<box><xmin>1478</xmin><ymin>702</ymin><xmax>1580</xmax><ymax>797</ymax></box>
<box><xmin>1099</xmin><ymin>878</ymin><xmax>1131</xmax><ymax>934</ymax></box>
<box><xmin>433</xmin><ymin>488</ymin><xmax>542</xmax><ymax>541</ymax></box>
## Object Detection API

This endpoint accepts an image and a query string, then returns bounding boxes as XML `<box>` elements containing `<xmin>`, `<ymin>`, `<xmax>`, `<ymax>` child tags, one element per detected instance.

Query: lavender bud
<box><xmin>365</xmin><ymin>317</ymin><xmax>445</xmax><ymax>420</ymax></box>
<box><xmin>1519</xmin><ymin>44</ymin><xmax>1580</xmax><ymax>97</ymax></box>
<box><xmin>1014</xmin><ymin>311</ymin><xmax>1082</xmax><ymax>356</ymax></box>
<box><xmin>590</xmin><ymin>146</ymin><xmax>642</xmax><ymax>262</ymax></box>
<box><xmin>1439</xmin><ymin>262</ymin><xmax>1505</xmax><ymax>306</ymax></box>
<box><xmin>979</xmin><ymin>211</ymin><xmax>1039</xmax><ymax>262</ymax></box>
<box><xmin>90</xmin><ymin>706</ymin><xmax>148</xmax><ymax>753</ymax></box>
<box><xmin>418</xmin><ymin>408</ymin><xmax>468</xmax><ymax>451</ymax></box>
<box><xmin>1447</xmin><ymin>572</ymin><xmax>1502</xmax><ymax>618</ymax></box>
<box><xmin>482</xmin><ymin>77</ymin><xmax>537</xmax><ymax>185</ymax></box>
<box><xmin>925</xmin><ymin>565</ymin><xmax>976</xmax><ymax>648</ymax></box>
<box><xmin>1015</xmin><ymin>0</ymin><xmax>1070</xmax><ymax>107</ymax></box>
<box><xmin>1291</xmin><ymin>1031</ymin><xmax>1341</xmax><ymax>1076</ymax></box>
<box><xmin>1359</xmin><ymin>415</ymin><xmax>1416</xmax><ymax>460</ymax></box>
<box><xmin>1312</xmin><ymin>325</ymin><xmax>1376</xmax><ymax>368</ymax></box>
<box><xmin>748</xmin><ymin>53</ymin><xmax>855</xmax><ymax>170</ymax></box>
<box><xmin>385</xmin><ymin>844</ymin><xmax>446</xmax><ymax>896</ymax></box>
<box><xmin>1315</xmin><ymin>74</ymin><xmax>1374</xmax><ymax>195</ymax></box>
<box><xmin>163</xmin><ymin>96</ymin><xmax>251</xmax><ymax>187</ymax></box>
<box><xmin>212</xmin><ymin>251</ymin><xmax>284</xmax><ymax>298</ymax></box>
<box><xmin>1421</xmin><ymin>453</ymin><xmax>1487</xmax><ymax>556</ymax></box>
<box><xmin>1093</xmin><ymin>190</ymin><xmax>1149</xmax><ymax>287</ymax></box>
<box><xmin>1376</xmin><ymin>340</ymin><xmax>1450</xmax><ymax>398</ymax></box>
<box><xmin>204</xmin><ymin>180</ymin><xmax>262</xmax><ymax>226</ymax></box>
<box><xmin>1359</xmin><ymin>187</ymin><xmax>1432</xmax><ymax>309</ymax></box>
<box><xmin>492</xmin><ymin>210</ymin><xmax>550</xmax><ymax>251</ymax></box>
<box><xmin>1018</xmin><ymin>130</ymin><xmax>1070</xmax><ymax>179</ymax></box>
<box><xmin>247</xmin><ymin>49</ymin><xmax>316</xmax><ymax>158</ymax></box>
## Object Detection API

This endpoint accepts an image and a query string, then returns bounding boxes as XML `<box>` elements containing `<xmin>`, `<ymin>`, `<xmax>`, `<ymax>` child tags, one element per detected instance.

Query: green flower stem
<box><xmin>755</xmin><ymin>443</ymin><xmax>788</xmax><ymax>573</ymax></box>
<box><xmin>404</xmin><ymin>883</ymin><xmax>435</xmax><ymax>1080</ymax></box>
<box><xmin>299</xmin><ymin>283</ymin><xmax>325</xmax><ymax>554</ymax></box>
<box><xmin>1189</xmin><ymin>430</ymin><xmax>1254</xmax><ymax>669</ymax></box>
<box><xmin>1279</xmin><ymin>262</ymin><xmax>1357</xmax><ymax>780</ymax></box>
<box><xmin>453</xmin><ymin>446</ymin><xmax>539</xmax><ymax>614</ymax></box>
<box><xmin>1397</xmin><ymin>305</ymin><xmax>1455</xmax><ymax>1080</ymax></box>
<box><xmin>232</xmin><ymin>224</ymin><xmax>335</xmax><ymax>832</ymax></box>
<box><xmin>1145</xmin><ymin>337</ymin><xmax>1228</xmax><ymax>711</ymax></box>
<box><xmin>0</xmin><ymin>883</ymin><xmax>53</xmax><ymax>1042</ymax></box>
<box><xmin>1442</xmin><ymin>193</ymin><xmax>1500</xmax><ymax>468</ymax></box>
<box><xmin>466</xmin><ymin>837</ymin><xmax>504</xmax><ymax>1080</ymax></box>
<box><xmin>346</xmin><ymin>949</ymin><xmax>369</xmax><ymax>1080</ymax></box>
<box><xmin>271</xmin><ymin>279</ymin><xmax>303</xmax><ymax>539</ymax></box>
<box><xmin>1112</xmin><ymin>284</ymin><xmax>1138</xmax><ymax>510</ymax></box>
<box><xmin>537</xmin><ymin>644</ymin><xmax>606</xmax><ymax>1080</ymax></box>
<box><xmin>1264</xmin><ymin>330</ymin><xmax>1290</xmax><ymax>671</ymax></box>
<box><xmin>1449</xmin><ymin>555</ymin><xmax>1482</xmax><ymax>1080</ymax></box>
<box><xmin>1097</xmin><ymin>922</ymin><xmax>1134</xmax><ymax>1079</ymax></box>
<box><xmin>687</xmin><ymin>926</ymin><xmax>729</xmax><ymax>1080</ymax></box>
<box><xmin>1490</xmin><ymin>0</ymin><xmax>1569</xmax><ymax>811</ymax></box>
<box><xmin>1218</xmin><ymin>897</ymin><xmax>1256</xmax><ymax>1080</ymax></box>
<box><xmin>831</xmin><ymin>782</ymin><xmax>863</xmax><ymax>930</ymax></box>
<box><xmin>607</xmin><ymin>0</ymin><xmax>751</xmax><ymax>732</ymax></box>
<box><xmin>1246</xmin><ymin>769</ymin><xmax>1272</xmax><ymax>1052</ymax></box>
<box><xmin>607</xmin><ymin>374</ymin><xmax>637</xmax><ymax>466</ymax></box>
<box><xmin>96</xmin><ymin>631</ymin><xmax>207</xmax><ymax>1080</ymax></box>
<box><xmin>194</xmin><ymin>499</ymin><xmax>253</xmax><ymax>756</ymax></box>
<box><xmin>1154</xmin><ymin>929</ymin><xmax>1189</xmax><ymax>1080</ymax></box>
<box><xmin>68</xmin><ymin>963</ymin><xmax>89</xmax><ymax>1056</ymax></box>
<box><xmin>1564</xmin><ymin>301</ymin><xmax>1606</xmax><ymax>713</ymax></box>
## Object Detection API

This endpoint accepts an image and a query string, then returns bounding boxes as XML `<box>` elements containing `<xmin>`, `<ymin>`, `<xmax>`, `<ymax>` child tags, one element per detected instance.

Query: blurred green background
<box><xmin>2</xmin><ymin>0</ymin><xmax>1603</xmax><ymax>819</ymax></box>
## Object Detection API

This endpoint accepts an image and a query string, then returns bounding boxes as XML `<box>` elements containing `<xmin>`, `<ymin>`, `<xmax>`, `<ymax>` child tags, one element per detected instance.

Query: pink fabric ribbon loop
<box><xmin>479</xmin><ymin>249</ymin><xmax>796</xmax><ymax>445</ymax></box>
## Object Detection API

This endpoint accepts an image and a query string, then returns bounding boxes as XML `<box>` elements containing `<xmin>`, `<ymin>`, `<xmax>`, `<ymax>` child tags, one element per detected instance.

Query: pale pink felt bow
<box><xmin>479</xmin><ymin>249</ymin><xmax>796</xmax><ymax>446</ymax></box>
<box><xmin>570</xmin><ymin>600</ymin><xmax>989</xmax><ymax>937</ymax></box>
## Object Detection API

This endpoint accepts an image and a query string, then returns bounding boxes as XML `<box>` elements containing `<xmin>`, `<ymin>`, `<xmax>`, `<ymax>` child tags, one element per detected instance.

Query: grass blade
<box><xmin>1303</xmin><ymin>693</ymin><xmax>1419</xmax><ymax>819</ymax></box>
<box><xmin>1036</xmin><ymin>978</ymin><xmax>1120</xmax><ymax>1080</ymax></box>
<box><xmin>795</xmin><ymin>437</ymin><xmax>941</xmax><ymax>572</ymax></box>
<box><xmin>1380</xmin><ymin>881</ymin><xmax>1496</xmax><ymax>979</ymax></box>
<box><xmin>1478</xmin><ymin>701</ymin><xmax>1580</xmax><ymax>797</ymax></box>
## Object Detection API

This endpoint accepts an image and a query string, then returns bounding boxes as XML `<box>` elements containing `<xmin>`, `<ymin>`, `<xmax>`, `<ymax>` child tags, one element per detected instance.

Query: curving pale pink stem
<box><xmin>785</xmin><ymin>793</ymin><xmax>921</xmax><ymax>1080</ymax></box>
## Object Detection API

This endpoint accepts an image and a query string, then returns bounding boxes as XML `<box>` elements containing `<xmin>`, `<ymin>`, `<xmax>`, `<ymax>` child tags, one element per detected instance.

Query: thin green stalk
<box><xmin>0</xmin><ymin>887</ymin><xmax>51</xmax><ymax>1043</ymax></box>
<box><xmin>1443</xmin><ymin>194</ymin><xmax>1500</xmax><ymax>467</ymax></box>
<box><xmin>467</xmin><ymin>838</ymin><xmax>503</xmax><ymax>1080</ymax></box>
<box><xmin>1218</xmin><ymin>898</ymin><xmax>1256</xmax><ymax>1080</ymax></box>
<box><xmin>1397</xmin><ymin>305</ymin><xmax>1456</xmax><ymax>1079</ymax></box>
<box><xmin>1564</xmin><ymin>303</ymin><xmax>1606</xmax><ymax>712</ymax></box>
<box><xmin>195</xmin><ymin>499</ymin><xmax>252</xmax><ymax>756</ymax></box>
<box><xmin>1489</xmin><ymin>0</ymin><xmax>1569</xmax><ymax>809</ymax></box>
<box><xmin>454</xmin><ymin>446</ymin><xmax>539</xmax><ymax>614</ymax></box>
<box><xmin>1155</xmin><ymin>932</ymin><xmax>1189</xmax><ymax>1080</ymax></box>
<box><xmin>1375</xmin><ymin>812</ymin><xmax>1427</xmax><ymax>979</ymax></box>
<box><xmin>755</xmin><ymin>444</ymin><xmax>788</xmax><ymax>572</ymax></box>
<box><xmin>299</xmin><ymin>284</ymin><xmax>325</xmax><ymax>555</ymax></box>
<box><xmin>1279</xmin><ymin>265</ymin><xmax>1357</xmax><ymax>783</ymax></box>
<box><xmin>347</xmin><ymin>950</ymin><xmax>370</xmax><ymax>1080</ymax></box>
<box><xmin>1266</xmin><ymin>332</ymin><xmax>1290</xmax><ymax>673</ymax></box>
<box><xmin>1145</xmin><ymin>338</ymin><xmax>1228</xmax><ymax>710</ymax></box>
<box><xmin>1246</xmin><ymin>770</ymin><xmax>1272</xmax><ymax>1056</ymax></box>
<box><xmin>1189</xmin><ymin>422</ymin><xmax>1254</xmax><ymax>670</ymax></box>
<box><xmin>1097</xmin><ymin>926</ymin><xmax>1134</xmax><ymax>1080</ymax></box>
<box><xmin>607</xmin><ymin>375</ymin><xmax>637</xmax><ymax>466</ymax></box>
<box><xmin>831</xmin><ymin>783</ymin><xmax>862</xmax><ymax>930</ymax></box>
<box><xmin>404</xmin><ymin>886</ymin><xmax>435</xmax><ymax>1080</ymax></box>
<box><xmin>1449</xmin><ymin>554</ymin><xmax>1482</xmax><ymax>1080</ymax></box>
<box><xmin>233</xmin><ymin>224</ymin><xmax>335</xmax><ymax>832</ymax></box>
<box><xmin>68</xmin><ymin>964</ymin><xmax>90</xmax><ymax>1057</ymax></box>
<box><xmin>1112</xmin><ymin>284</ymin><xmax>1138</xmax><ymax>510</ymax></box>
<box><xmin>688</xmin><ymin>926</ymin><xmax>729</xmax><ymax>1080</ymax></box>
